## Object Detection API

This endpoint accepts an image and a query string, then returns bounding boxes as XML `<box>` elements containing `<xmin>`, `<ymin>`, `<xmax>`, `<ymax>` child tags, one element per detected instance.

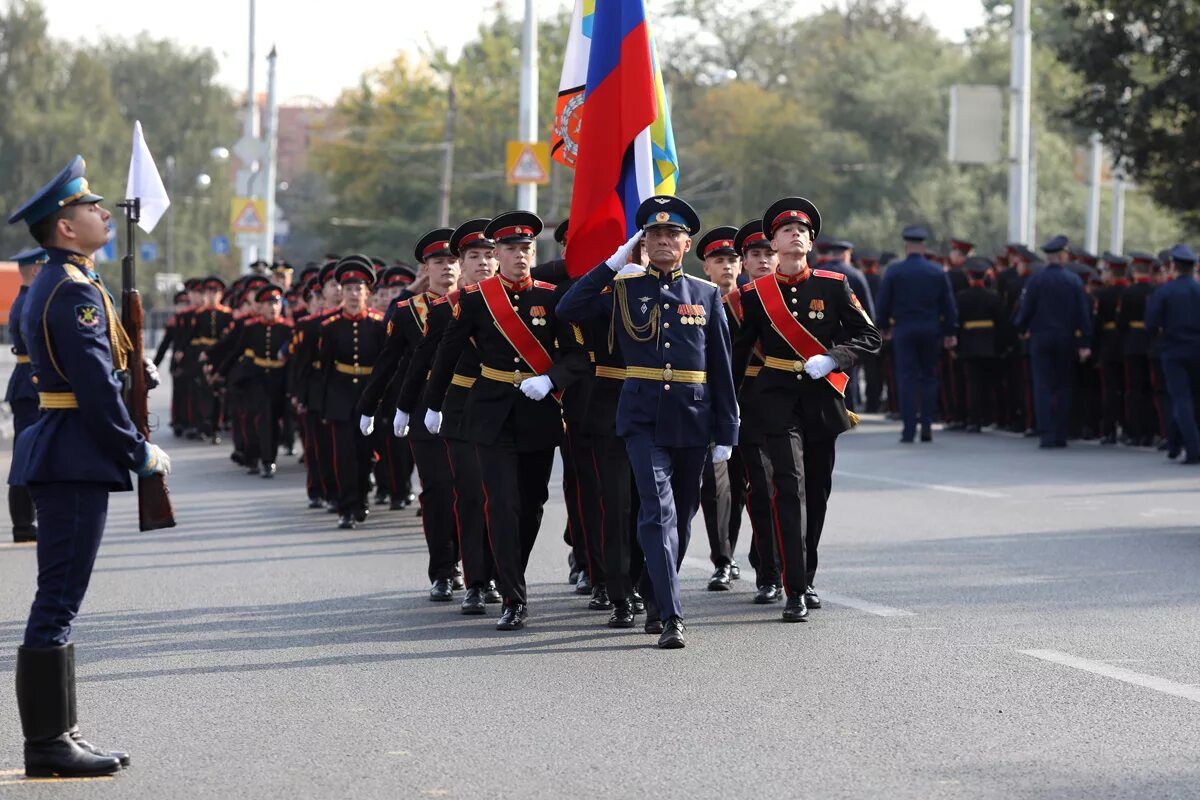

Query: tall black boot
<box><xmin>65</xmin><ymin>644</ymin><xmax>130</xmax><ymax>767</ymax></box>
<box><xmin>15</xmin><ymin>645</ymin><xmax>121</xmax><ymax>777</ymax></box>
<box><xmin>9</xmin><ymin>486</ymin><xmax>36</xmax><ymax>543</ymax></box>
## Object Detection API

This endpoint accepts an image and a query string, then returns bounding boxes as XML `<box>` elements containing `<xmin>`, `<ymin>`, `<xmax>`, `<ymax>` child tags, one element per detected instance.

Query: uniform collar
<box><xmin>775</xmin><ymin>266</ymin><xmax>811</xmax><ymax>285</ymax></box>
<box><xmin>1134</xmin><ymin>276</ymin><xmax>1153</xmax><ymax>284</ymax></box>
<box><xmin>341</xmin><ymin>308</ymin><xmax>368</xmax><ymax>321</ymax></box>
<box><xmin>647</xmin><ymin>263</ymin><xmax>683</xmax><ymax>282</ymax></box>
<box><xmin>499</xmin><ymin>274</ymin><xmax>533</xmax><ymax>292</ymax></box>
<box><xmin>1112</xmin><ymin>278</ymin><xmax>1130</xmax><ymax>287</ymax></box>
<box><xmin>968</xmin><ymin>279</ymin><xmax>986</xmax><ymax>289</ymax></box>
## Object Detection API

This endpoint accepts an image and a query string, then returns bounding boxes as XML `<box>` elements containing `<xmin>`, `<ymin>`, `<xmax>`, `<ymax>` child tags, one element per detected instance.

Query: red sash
<box><xmin>725</xmin><ymin>291</ymin><xmax>744</xmax><ymax>323</ymax></box>
<box><xmin>479</xmin><ymin>276</ymin><xmax>554</xmax><ymax>375</ymax></box>
<box><xmin>755</xmin><ymin>274</ymin><xmax>849</xmax><ymax>396</ymax></box>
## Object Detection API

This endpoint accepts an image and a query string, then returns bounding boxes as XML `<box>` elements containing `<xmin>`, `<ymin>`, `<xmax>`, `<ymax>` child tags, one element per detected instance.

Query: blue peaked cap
<box><xmin>7</xmin><ymin>155</ymin><xmax>104</xmax><ymax>227</ymax></box>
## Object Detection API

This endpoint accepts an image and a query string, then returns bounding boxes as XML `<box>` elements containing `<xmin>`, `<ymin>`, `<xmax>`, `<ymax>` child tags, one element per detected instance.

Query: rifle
<box><xmin>117</xmin><ymin>197</ymin><xmax>176</xmax><ymax>531</ymax></box>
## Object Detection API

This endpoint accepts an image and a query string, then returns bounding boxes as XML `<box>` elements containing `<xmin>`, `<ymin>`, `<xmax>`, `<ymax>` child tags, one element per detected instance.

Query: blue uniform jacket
<box><xmin>9</xmin><ymin>248</ymin><xmax>147</xmax><ymax>491</ymax></box>
<box><xmin>558</xmin><ymin>261</ymin><xmax>739</xmax><ymax>448</ymax></box>
<box><xmin>820</xmin><ymin>261</ymin><xmax>876</xmax><ymax>318</ymax></box>
<box><xmin>1145</xmin><ymin>276</ymin><xmax>1200</xmax><ymax>359</ymax></box>
<box><xmin>5</xmin><ymin>285</ymin><xmax>37</xmax><ymax>404</ymax></box>
<box><xmin>875</xmin><ymin>254</ymin><xmax>958</xmax><ymax>335</ymax></box>
<box><xmin>1014</xmin><ymin>263</ymin><xmax>1093</xmax><ymax>341</ymax></box>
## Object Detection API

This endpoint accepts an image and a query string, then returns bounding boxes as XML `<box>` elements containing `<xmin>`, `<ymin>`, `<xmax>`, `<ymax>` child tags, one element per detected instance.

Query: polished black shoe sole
<box><xmin>658</xmin><ymin>635</ymin><xmax>686</xmax><ymax>649</ymax></box>
<box><xmin>707</xmin><ymin>581</ymin><xmax>731</xmax><ymax>591</ymax></box>
<box><xmin>607</xmin><ymin>616</ymin><xmax>636</xmax><ymax>628</ymax></box>
<box><xmin>26</xmin><ymin>764</ymin><xmax>121</xmax><ymax>778</ymax></box>
<box><xmin>782</xmin><ymin>611</ymin><xmax>809</xmax><ymax>623</ymax></box>
<box><xmin>460</xmin><ymin>603</ymin><xmax>486</xmax><ymax>615</ymax></box>
<box><xmin>429</xmin><ymin>593</ymin><xmax>454</xmax><ymax>602</ymax></box>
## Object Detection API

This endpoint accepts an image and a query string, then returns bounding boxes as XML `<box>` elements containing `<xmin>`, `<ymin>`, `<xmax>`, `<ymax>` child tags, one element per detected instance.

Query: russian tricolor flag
<box><xmin>555</xmin><ymin>0</ymin><xmax>677</xmax><ymax>276</ymax></box>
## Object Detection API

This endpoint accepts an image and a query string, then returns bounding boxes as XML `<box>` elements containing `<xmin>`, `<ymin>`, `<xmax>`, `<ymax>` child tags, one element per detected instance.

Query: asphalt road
<box><xmin>1</xmin><ymin>405</ymin><xmax>1199</xmax><ymax>798</ymax></box>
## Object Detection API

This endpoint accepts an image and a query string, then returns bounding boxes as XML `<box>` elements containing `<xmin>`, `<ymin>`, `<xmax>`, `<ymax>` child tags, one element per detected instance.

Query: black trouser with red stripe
<box><xmin>249</xmin><ymin>381</ymin><xmax>285</xmax><ymax>467</ymax></box>
<box><xmin>330</xmin><ymin>419</ymin><xmax>372</xmax><ymax>516</ymax></box>
<box><xmin>761</xmin><ymin>429</ymin><xmax>809</xmax><ymax>598</ymax></box>
<box><xmin>374</xmin><ymin>417</ymin><xmax>412</xmax><ymax>501</ymax></box>
<box><xmin>1099</xmin><ymin>359</ymin><xmax>1125</xmax><ymax>437</ymax></box>
<box><xmin>301</xmin><ymin>411</ymin><xmax>325</xmax><ymax>501</ymax></box>
<box><xmin>803</xmin><ymin>436</ymin><xmax>836</xmax><ymax>589</ymax></box>
<box><xmin>448</xmin><ymin>438</ymin><xmax>493</xmax><ymax>589</ymax></box>
<box><xmin>477</xmin><ymin>438</ymin><xmax>555</xmax><ymax>606</ymax></box>
<box><xmin>740</xmin><ymin>443</ymin><xmax>781</xmax><ymax>588</ymax></box>
<box><xmin>411</xmin><ymin>436</ymin><xmax>458</xmax><ymax>583</ymax></box>
<box><xmin>591</xmin><ymin>433</ymin><xmax>639</xmax><ymax>604</ymax></box>
<box><xmin>563</xmin><ymin>427</ymin><xmax>605</xmax><ymax>586</ymax></box>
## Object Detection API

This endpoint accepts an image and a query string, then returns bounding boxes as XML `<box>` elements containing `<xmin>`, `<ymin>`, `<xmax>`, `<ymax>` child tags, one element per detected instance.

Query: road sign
<box><xmin>155</xmin><ymin>272</ymin><xmax>181</xmax><ymax>293</ymax></box>
<box><xmin>230</xmin><ymin>197</ymin><xmax>267</xmax><ymax>234</ymax></box>
<box><xmin>139</xmin><ymin>242</ymin><xmax>159</xmax><ymax>263</ymax></box>
<box><xmin>506</xmin><ymin>141</ymin><xmax>551</xmax><ymax>185</ymax></box>
<box><xmin>211</xmin><ymin>235</ymin><xmax>231</xmax><ymax>256</ymax></box>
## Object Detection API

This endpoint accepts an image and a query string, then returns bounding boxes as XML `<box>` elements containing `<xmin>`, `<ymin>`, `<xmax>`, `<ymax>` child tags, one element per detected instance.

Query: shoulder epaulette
<box><xmin>463</xmin><ymin>284</ymin><xmax>482</xmax><ymax>294</ymax></box>
<box><xmin>396</xmin><ymin>299</ymin><xmax>412</xmax><ymax>308</ymax></box>
<box><xmin>60</xmin><ymin>263</ymin><xmax>90</xmax><ymax>284</ymax></box>
<box><xmin>432</xmin><ymin>295</ymin><xmax>450</xmax><ymax>306</ymax></box>
<box><xmin>533</xmin><ymin>280</ymin><xmax>556</xmax><ymax>290</ymax></box>
<box><xmin>368</xmin><ymin>309</ymin><xmax>384</xmax><ymax>320</ymax></box>
<box><xmin>741</xmin><ymin>282</ymin><xmax>759</xmax><ymax>294</ymax></box>
<box><xmin>813</xmin><ymin>269</ymin><xmax>846</xmax><ymax>281</ymax></box>
<box><xmin>614</xmin><ymin>272</ymin><xmax>644</xmax><ymax>281</ymax></box>
<box><xmin>321</xmin><ymin>315</ymin><xmax>338</xmax><ymax>327</ymax></box>
<box><xmin>686</xmin><ymin>274</ymin><xmax>718</xmax><ymax>288</ymax></box>
<box><xmin>245</xmin><ymin>319</ymin><xmax>262</xmax><ymax>327</ymax></box>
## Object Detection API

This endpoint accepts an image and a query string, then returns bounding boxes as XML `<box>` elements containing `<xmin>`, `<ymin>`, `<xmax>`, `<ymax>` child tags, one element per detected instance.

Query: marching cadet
<box><xmin>1118</xmin><ymin>253</ymin><xmax>1159</xmax><ymax>446</ymax></box>
<box><xmin>188</xmin><ymin>277</ymin><xmax>233</xmax><ymax>444</ymax></box>
<box><xmin>153</xmin><ymin>289</ymin><xmax>190</xmax><ymax>438</ymax></box>
<box><xmin>875</xmin><ymin>226</ymin><xmax>958</xmax><ymax>443</ymax></box>
<box><xmin>426</xmin><ymin>211</ymin><xmax>589</xmax><ymax>632</ymax></box>
<box><xmin>174</xmin><ymin>276</ymin><xmax>204</xmax><ymax>436</ymax></box>
<box><xmin>360</xmin><ymin>230</ymin><xmax>462</xmax><ymax>597</ymax></box>
<box><xmin>291</xmin><ymin>271</ymin><xmax>340</xmax><ymax>509</ymax></box>
<box><xmin>370</xmin><ymin>267</ymin><xmax>418</xmax><ymax>510</ymax></box>
<box><xmin>6</xmin><ymin>247</ymin><xmax>47</xmax><ymax>542</ymax></box>
<box><xmin>955</xmin><ymin>256</ymin><xmax>1008</xmax><ymax>432</ymax></box>
<box><xmin>208</xmin><ymin>276</ymin><xmax>270</xmax><ymax>469</ymax></box>
<box><xmin>1015</xmin><ymin>236</ymin><xmax>1093</xmax><ymax>449</ymax></box>
<box><xmin>1145</xmin><ymin>244</ymin><xmax>1200</xmax><ymax>464</ymax></box>
<box><xmin>559</xmin><ymin>196</ymin><xmax>738</xmax><ymax>649</ymax></box>
<box><xmin>399</xmin><ymin>218</ymin><xmax>502</xmax><ymax>613</ymax></box>
<box><xmin>1095</xmin><ymin>252</ymin><xmax>1132</xmax><ymax>445</ymax></box>
<box><xmin>857</xmin><ymin>249</ymin><xmax>886</xmax><ymax>413</ymax></box>
<box><xmin>319</xmin><ymin>258</ymin><xmax>387</xmax><ymax>528</ymax></box>
<box><xmin>8</xmin><ymin>155</ymin><xmax>171</xmax><ymax>777</ymax></box>
<box><xmin>945</xmin><ymin>238</ymin><xmax>974</xmax><ymax>293</ymax></box>
<box><xmin>695</xmin><ymin>226</ymin><xmax>746</xmax><ymax>591</ymax></box>
<box><xmin>731</xmin><ymin>219</ymin><xmax>783</xmax><ymax>603</ymax></box>
<box><xmin>732</xmin><ymin>198</ymin><xmax>880</xmax><ymax>622</ymax></box>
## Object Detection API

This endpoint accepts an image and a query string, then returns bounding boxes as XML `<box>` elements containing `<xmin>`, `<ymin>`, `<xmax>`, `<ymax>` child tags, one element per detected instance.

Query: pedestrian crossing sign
<box><xmin>507</xmin><ymin>142</ymin><xmax>551</xmax><ymax>185</ymax></box>
<box><xmin>230</xmin><ymin>197</ymin><xmax>267</xmax><ymax>234</ymax></box>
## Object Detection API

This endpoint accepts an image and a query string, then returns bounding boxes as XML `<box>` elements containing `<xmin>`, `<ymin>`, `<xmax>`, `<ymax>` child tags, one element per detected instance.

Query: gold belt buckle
<box><xmin>792</xmin><ymin>360</ymin><xmax>804</xmax><ymax>372</ymax></box>
<box><xmin>662</xmin><ymin>367</ymin><xmax>674</xmax><ymax>381</ymax></box>
<box><xmin>513</xmin><ymin>370</ymin><xmax>522</xmax><ymax>386</ymax></box>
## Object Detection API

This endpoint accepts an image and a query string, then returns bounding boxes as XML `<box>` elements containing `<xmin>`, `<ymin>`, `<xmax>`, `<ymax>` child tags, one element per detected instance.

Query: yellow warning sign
<box><xmin>506</xmin><ymin>141</ymin><xmax>551</xmax><ymax>186</ymax></box>
<box><xmin>230</xmin><ymin>197</ymin><xmax>267</xmax><ymax>234</ymax></box>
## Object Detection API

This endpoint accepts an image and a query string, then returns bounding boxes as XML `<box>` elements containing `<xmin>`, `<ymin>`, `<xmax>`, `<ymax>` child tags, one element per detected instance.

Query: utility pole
<box><xmin>516</xmin><ymin>0</ymin><xmax>539</xmax><ymax>212</ymax></box>
<box><xmin>263</xmin><ymin>45</ymin><xmax>279</xmax><ymax>264</ymax></box>
<box><xmin>1110</xmin><ymin>165</ymin><xmax>1127</xmax><ymax>254</ymax></box>
<box><xmin>1008</xmin><ymin>0</ymin><xmax>1032</xmax><ymax>244</ymax></box>
<box><xmin>438</xmin><ymin>84</ymin><xmax>456</xmax><ymax>228</ymax></box>
<box><xmin>233</xmin><ymin>0</ymin><xmax>260</xmax><ymax>272</ymax></box>
<box><xmin>1084</xmin><ymin>132</ymin><xmax>1102</xmax><ymax>253</ymax></box>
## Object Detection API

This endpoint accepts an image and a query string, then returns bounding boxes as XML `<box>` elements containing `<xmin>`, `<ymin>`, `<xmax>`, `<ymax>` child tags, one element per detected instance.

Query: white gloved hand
<box><xmin>137</xmin><ymin>443</ymin><xmax>172</xmax><ymax>477</ymax></box>
<box><xmin>424</xmin><ymin>409</ymin><xmax>442</xmax><ymax>435</ymax></box>
<box><xmin>519</xmin><ymin>375</ymin><xmax>553</xmax><ymax>401</ymax></box>
<box><xmin>605</xmin><ymin>230</ymin><xmax>644</xmax><ymax>271</ymax></box>
<box><xmin>804</xmin><ymin>354</ymin><xmax>836</xmax><ymax>379</ymax></box>
<box><xmin>711</xmin><ymin>444</ymin><xmax>733</xmax><ymax>464</ymax></box>
<box><xmin>359</xmin><ymin>414</ymin><xmax>375</xmax><ymax>437</ymax></box>
<box><xmin>393</xmin><ymin>409</ymin><xmax>410</xmax><ymax>438</ymax></box>
<box><xmin>616</xmin><ymin>264</ymin><xmax>647</xmax><ymax>278</ymax></box>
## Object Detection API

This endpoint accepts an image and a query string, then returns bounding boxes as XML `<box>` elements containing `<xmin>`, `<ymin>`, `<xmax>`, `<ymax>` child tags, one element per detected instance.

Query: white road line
<box><xmin>680</xmin><ymin>557</ymin><xmax>915</xmax><ymax>617</ymax></box>
<box><xmin>1019</xmin><ymin>649</ymin><xmax>1200</xmax><ymax>704</ymax></box>
<box><xmin>834</xmin><ymin>469</ymin><xmax>1009</xmax><ymax>499</ymax></box>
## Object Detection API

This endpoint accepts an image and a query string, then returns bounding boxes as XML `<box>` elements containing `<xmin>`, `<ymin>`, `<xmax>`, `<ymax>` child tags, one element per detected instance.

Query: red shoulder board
<box><xmin>368</xmin><ymin>309</ymin><xmax>384</xmax><ymax>320</ymax></box>
<box><xmin>395</xmin><ymin>299</ymin><xmax>411</xmax><ymax>309</ymax></box>
<box><xmin>463</xmin><ymin>284</ymin><xmax>482</xmax><ymax>294</ymax></box>
<box><xmin>217</xmin><ymin>304</ymin><xmax>232</xmax><ymax>312</ymax></box>
<box><xmin>245</xmin><ymin>319</ymin><xmax>262</xmax><ymax>327</ymax></box>
<box><xmin>813</xmin><ymin>269</ymin><xmax>846</xmax><ymax>281</ymax></box>
<box><xmin>741</xmin><ymin>282</ymin><xmax>758</xmax><ymax>294</ymax></box>
<box><xmin>279</xmin><ymin>318</ymin><xmax>294</xmax><ymax>327</ymax></box>
<box><xmin>432</xmin><ymin>295</ymin><xmax>450</xmax><ymax>306</ymax></box>
<box><xmin>533</xmin><ymin>280</ymin><xmax>556</xmax><ymax>291</ymax></box>
<box><xmin>321</xmin><ymin>315</ymin><xmax>338</xmax><ymax>327</ymax></box>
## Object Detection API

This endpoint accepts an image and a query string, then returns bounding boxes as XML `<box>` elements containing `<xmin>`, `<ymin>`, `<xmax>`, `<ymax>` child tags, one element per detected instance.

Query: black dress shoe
<box><xmin>729</xmin><ymin>561</ymin><xmax>741</xmax><ymax>580</ymax></box>
<box><xmin>374</xmin><ymin>492</ymin><xmax>390</xmax><ymax>506</ymax></box>
<box><xmin>496</xmin><ymin>603</ymin><xmax>528</xmax><ymax>631</ymax></box>
<box><xmin>631</xmin><ymin>591</ymin><xmax>646</xmax><ymax>615</ymax></box>
<box><xmin>230</xmin><ymin>450</ymin><xmax>245</xmax><ymax>465</ymax></box>
<box><xmin>461</xmin><ymin>587</ymin><xmax>486</xmax><ymax>615</ymax></box>
<box><xmin>389</xmin><ymin>498</ymin><xmax>407</xmax><ymax>510</ymax></box>
<box><xmin>644</xmin><ymin>618</ymin><xmax>664</xmax><ymax>635</ymax></box>
<box><xmin>568</xmin><ymin>568</ymin><xmax>582</xmax><ymax>585</ymax></box>
<box><xmin>452</xmin><ymin>568</ymin><xmax>465</xmax><ymax>590</ymax></box>
<box><xmin>354</xmin><ymin>506</ymin><xmax>369</xmax><ymax>523</ymax></box>
<box><xmin>210</xmin><ymin>434</ymin><xmax>222</xmax><ymax>446</ymax></box>
<box><xmin>483</xmin><ymin>582</ymin><xmax>503</xmax><ymax>604</ymax></box>
<box><xmin>707</xmin><ymin>564</ymin><xmax>732</xmax><ymax>591</ymax></box>
<box><xmin>658</xmin><ymin>617</ymin><xmax>686</xmax><ymax>649</ymax></box>
<box><xmin>307</xmin><ymin>498</ymin><xmax>325</xmax><ymax>509</ymax></box>
<box><xmin>575</xmin><ymin>572</ymin><xmax>592</xmax><ymax>595</ymax></box>
<box><xmin>754</xmin><ymin>584</ymin><xmax>783</xmax><ymax>604</ymax></box>
<box><xmin>588</xmin><ymin>585</ymin><xmax>614</xmax><ymax>610</ymax></box>
<box><xmin>899</xmin><ymin>436</ymin><xmax>914</xmax><ymax>444</ymax></box>
<box><xmin>429</xmin><ymin>578</ymin><xmax>454</xmax><ymax>601</ymax></box>
<box><xmin>782</xmin><ymin>595</ymin><xmax>809</xmax><ymax>622</ymax></box>
<box><xmin>69</xmin><ymin>729</ymin><xmax>129</xmax><ymax>768</ymax></box>
<box><xmin>338</xmin><ymin>514</ymin><xmax>355</xmax><ymax>530</ymax></box>
<box><xmin>607</xmin><ymin>602</ymin><xmax>636</xmax><ymax>628</ymax></box>
<box><xmin>325</xmin><ymin>501</ymin><xmax>340</xmax><ymax>513</ymax></box>
<box><xmin>920</xmin><ymin>428</ymin><xmax>933</xmax><ymax>442</ymax></box>
<box><xmin>261</xmin><ymin>463</ymin><xmax>277</xmax><ymax>478</ymax></box>
<box><xmin>804</xmin><ymin>586</ymin><xmax>822</xmax><ymax>609</ymax></box>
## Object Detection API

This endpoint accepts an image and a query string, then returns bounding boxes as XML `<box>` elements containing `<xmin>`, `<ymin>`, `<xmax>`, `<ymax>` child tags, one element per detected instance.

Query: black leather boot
<box><xmin>16</xmin><ymin>645</ymin><xmax>121</xmax><ymax>778</ymax></box>
<box><xmin>65</xmin><ymin>644</ymin><xmax>130</xmax><ymax>766</ymax></box>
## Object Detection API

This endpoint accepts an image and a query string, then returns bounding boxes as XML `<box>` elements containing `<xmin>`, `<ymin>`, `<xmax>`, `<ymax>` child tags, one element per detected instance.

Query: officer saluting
<box><xmin>7</xmin><ymin>156</ymin><xmax>171</xmax><ymax>777</ymax></box>
<box><xmin>558</xmin><ymin>196</ymin><xmax>739</xmax><ymax>649</ymax></box>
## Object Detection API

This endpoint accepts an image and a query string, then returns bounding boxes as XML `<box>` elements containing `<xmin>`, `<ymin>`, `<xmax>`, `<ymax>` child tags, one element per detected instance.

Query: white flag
<box><xmin>125</xmin><ymin>120</ymin><xmax>171</xmax><ymax>233</ymax></box>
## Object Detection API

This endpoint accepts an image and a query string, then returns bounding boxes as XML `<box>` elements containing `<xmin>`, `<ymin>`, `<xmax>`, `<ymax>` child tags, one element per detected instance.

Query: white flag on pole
<box><xmin>125</xmin><ymin>120</ymin><xmax>171</xmax><ymax>233</ymax></box>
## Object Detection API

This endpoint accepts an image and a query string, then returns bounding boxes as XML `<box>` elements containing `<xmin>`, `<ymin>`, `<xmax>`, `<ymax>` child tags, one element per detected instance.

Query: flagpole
<box><xmin>517</xmin><ymin>0</ymin><xmax>539</xmax><ymax>213</ymax></box>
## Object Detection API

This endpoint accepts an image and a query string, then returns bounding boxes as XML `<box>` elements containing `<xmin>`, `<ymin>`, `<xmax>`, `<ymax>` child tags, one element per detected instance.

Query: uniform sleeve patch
<box><xmin>74</xmin><ymin>303</ymin><xmax>103</xmax><ymax>333</ymax></box>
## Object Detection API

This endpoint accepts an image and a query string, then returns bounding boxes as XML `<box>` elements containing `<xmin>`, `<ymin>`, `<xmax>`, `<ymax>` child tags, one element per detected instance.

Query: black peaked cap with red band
<box><xmin>553</xmin><ymin>218</ymin><xmax>569</xmax><ymax>246</ymax></box>
<box><xmin>335</xmin><ymin>256</ymin><xmax>377</xmax><ymax>288</ymax></box>
<box><xmin>763</xmin><ymin>197</ymin><xmax>822</xmax><ymax>240</ymax></box>
<box><xmin>413</xmin><ymin>228</ymin><xmax>456</xmax><ymax>264</ymax></box>
<box><xmin>485</xmin><ymin>211</ymin><xmax>542</xmax><ymax>244</ymax></box>
<box><xmin>450</xmin><ymin>218</ymin><xmax>494</xmax><ymax>257</ymax></box>
<box><xmin>255</xmin><ymin>285</ymin><xmax>283</xmax><ymax>303</ymax></box>
<box><xmin>734</xmin><ymin>219</ymin><xmax>770</xmax><ymax>254</ymax></box>
<box><xmin>695</xmin><ymin>226</ymin><xmax>740</xmax><ymax>262</ymax></box>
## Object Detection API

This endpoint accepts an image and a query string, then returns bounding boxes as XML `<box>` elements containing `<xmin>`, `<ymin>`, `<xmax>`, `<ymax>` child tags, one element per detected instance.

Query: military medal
<box><xmin>529</xmin><ymin>306</ymin><xmax>547</xmax><ymax>326</ymax></box>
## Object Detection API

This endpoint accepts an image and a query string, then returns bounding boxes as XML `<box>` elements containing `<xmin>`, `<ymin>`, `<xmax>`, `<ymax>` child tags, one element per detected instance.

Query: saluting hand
<box><xmin>606</xmin><ymin>230</ymin><xmax>644</xmax><ymax>272</ymax></box>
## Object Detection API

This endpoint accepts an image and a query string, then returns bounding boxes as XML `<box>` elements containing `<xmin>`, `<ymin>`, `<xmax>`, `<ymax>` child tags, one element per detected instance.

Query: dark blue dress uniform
<box><xmin>1145</xmin><ymin>245</ymin><xmax>1200</xmax><ymax>462</ymax></box>
<box><xmin>558</xmin><ymin>197</ymin><xmax>739</xmax><ymax>642</ymax></box>
<box><xmin>1014</xmin><ymin>255</ymin><xmax>1094</xmax><ymax>448</ymax></box>
<box><xmin>1117</xmin><ymin>262</ymin><xmax>1159</xmax><ymax>445</ymax></box>
<box><xmin>875</xmin><ymin>226</ymin><xmax>959</xmax><ymax>442</ymax></box>
<box><xmin>6</xmin><ymin>247</ymin><xmax>46</xmax><ymax>542</ymax></box>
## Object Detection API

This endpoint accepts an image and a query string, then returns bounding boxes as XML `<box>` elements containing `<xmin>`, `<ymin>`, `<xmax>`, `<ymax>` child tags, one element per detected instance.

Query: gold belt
<box><xmin>626</xmin><ymin>366</ymin><xmax>706</xmax><ymax>383</ymax></box>
<box><xmin>763</xmin><ymin>356</ymin><xmax>807</xmax><ymax>373</ymax></box>
<box><xmin>745</xmin><ymin>365</ymin><xmax>762</xmax><ymax>378</ymax></box>
<box><xmin>1102</xmin><ymin>321</ymin><xmax>1117</xmax><ymax>331</ymax></box>
<box><xmin>480</xmin><ymin>365</ymin><xmax>538</xmax><ymax>385</ymax></box>
<box><xmin>1129</xmin><ymin>321</ymin><xmax>1145</xmax><ymax>329</ymax></box>
<box><xmin>963</xmin><ymin>320</ymin><xmax>995</xmax><ymax>330</ymax></box>
<box><xmin>190</xmin><ymin>337</ymin><xmax>217</xmax><ymax>346</ymax></box>
<box><xmin>15</xmin><ymin>354</ymin><xmax>30</xmax><ymax>364</ymax></box>
<box><xmin>335</xmin><ymin>362</ymin><xmax>373</xmax><ymax>376</ymax></box>
<box><xmin>595</xmin><ymin>365</ymin><xmax>626</xmax><ymax>380</ymax></box>
<box><xmin>39</xmin><ymin>391</ymin><xmax>78</xmax><ymax>409</ymax></box>
<box><xmin>451</xmin><ymin>374</ymin><xmax>477</xmax><ymax>389</ymax></box>
<box><xmin>252</xmin><ymin>357</ymin><xmax>285</xmax><ymax>369</ymax></box>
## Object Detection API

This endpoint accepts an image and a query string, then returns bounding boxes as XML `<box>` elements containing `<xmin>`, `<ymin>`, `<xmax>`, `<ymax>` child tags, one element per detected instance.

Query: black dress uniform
<box><xmin>292</xmin><ymin>267</ymin><xmax>342</xmax><ymax>507</ymax></box>
<box><xmin>152</xmin><ymin>291</ymin><xmax>189</xmax><ymax>438</ymax></box>
<box><xmin>1118</xmin><ymin>260</ymin><xmax>1159</xmax><ymax>445</ymax></box>
<box><xmin>209</xmin><ymin>277</ymin><xmax>271</xmax><ymax>468</ymax></box>
<box><xmin>318</xmin><ymin>261</ymin><xmax>387</xmax><ymax>528</ymax></box>
<box><xmin>6</xmin><ymin>247</ymin><xmax>46</xmax><ymax>542</ymax></box>
<box><xmin>732</xmin><ymin>197</ymin><xmax>881</xmax><ymax>621</ymax></box>
<box><xmin>185</xmin><ymin>277</ymin><xmax>232</xmax><ymax>441</ymax></box>
<box><xmin>371</xmin><ymin>266</ymin><xmax>417</xmax><ymax>510</ymax></box>
<box><xmin>1094</xmin><ymin>253</ymin><xmax>1132</xmax><ymax>444</ymax></box>
<box><xmin>954</xmin><ymin>257</ymin><xmax>1009</xmax><ymax>431</ymax></box>
<box><xmin>426</xmin><ymin>211</ymin><xmax>590</xmax><ymax>630</ymax></box>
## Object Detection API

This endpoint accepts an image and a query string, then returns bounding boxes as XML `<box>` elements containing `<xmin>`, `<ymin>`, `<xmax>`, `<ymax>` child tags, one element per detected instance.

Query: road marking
<box><xmin>1020</xmin><ymin>649</ymin><xmax>1200</xmax><ymax>704</ymax></box>
<box><xmin>835</xmin><ymin>469</ymin><xmax>1009</xmax><ymax>499</ymax></box>
<box><xmin>681</xmin><ymin>557</ymin><xmax>914</xmax><ymax>617</ymax></box>
<box><xmin>0</xmin><ymin>777</ymin><xmax>115</xmax><ymax>785</ymax></box>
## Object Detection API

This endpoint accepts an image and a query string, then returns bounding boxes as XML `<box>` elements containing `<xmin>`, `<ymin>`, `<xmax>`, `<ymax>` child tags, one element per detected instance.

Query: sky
<box><xmin>44</xmin><ymin>0</ymin><xmax>987</xmax><ymax>104</ymax></box>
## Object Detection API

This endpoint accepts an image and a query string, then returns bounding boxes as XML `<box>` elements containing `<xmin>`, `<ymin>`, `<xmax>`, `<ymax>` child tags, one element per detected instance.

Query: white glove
<box><xmin>711</xmin><ymin>444</ymin><xmax>733</xmax><ymax>464</ymax></box>
<box><xmin>424</xmin><ymin>409</ymin><xmax>442</xmax><ymax>435</ymax></box>
<box><xmin>359</xmin><ymin>414</ymin><xmax>375</xmax><ymax>437</ymax></box>
<box><xmin>137</xmin><ymin>443</ymin><xmax>172</xmax><ymax>477</ymax></box>
<box><xmin>616</xmin><ymin>264</ymin><xmax>647</xmax><ymax>278</ymax></box>
<box><xmin>143</xmin><ymin>355</ymin><xmax>161</xmax><ymax>390</ymax></box>
<box><xmin>519</xmin><ymin>375</ymin><xmax>553</xmax><ymax>401</ymax></box>
<box><xmin>605</xmin><ymin>230</ymin><xmax>644</xmax><ymax>271</ymax></box>
<box><xmin>393</xmin><ymin>409</ymin><xmax>410</xmax><ymax>438</ymax></box>
<box><xmin>804</xmin><ymin>354</ymin><xmax>836</xmax><ymax>379</ymax></box>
